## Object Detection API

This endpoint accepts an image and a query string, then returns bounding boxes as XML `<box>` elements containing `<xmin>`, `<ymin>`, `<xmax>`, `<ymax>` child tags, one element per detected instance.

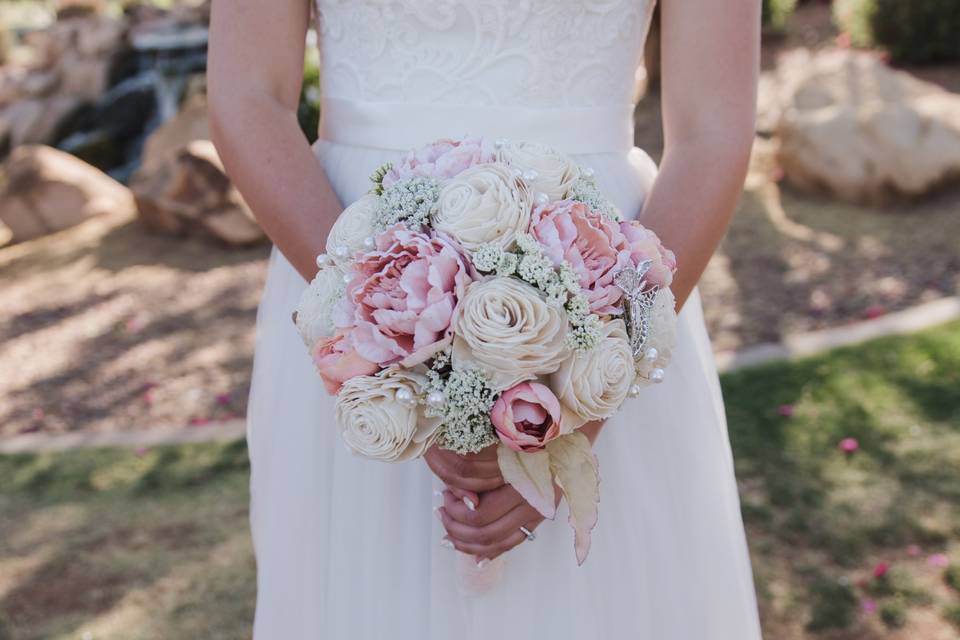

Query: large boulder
<box><xmin>772</xmin><ymin>49</ymin><xmax>960</xmax><ymax>204</ymax></box>
<box><xmin>0</xmin><ymin>145</ymin><xmax>134</xmax><ymax>241</ymax></box>
<box><xmin>131</xmin><ymin>139</ymin><xmax>265</xmax><ymax>246</ymax></box>
<box><xmin>138</xmin><ymin>94</ymin><xmax>210</xmax><ymax>173</ymax></box>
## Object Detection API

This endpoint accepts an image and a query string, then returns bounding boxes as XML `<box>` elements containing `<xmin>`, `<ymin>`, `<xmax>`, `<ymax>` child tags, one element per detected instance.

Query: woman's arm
<box><xmin>642</xmin><ymin>0</ymin><xmax>760</xmax><ymax>309</ymax></box>
<box><xmin>207</xmin><ymin>0</ymin><xmax>341</xmax><ymax>281</ymax></box>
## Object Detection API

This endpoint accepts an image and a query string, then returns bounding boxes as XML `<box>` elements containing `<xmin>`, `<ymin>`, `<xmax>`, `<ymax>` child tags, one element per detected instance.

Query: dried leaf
<box><xmin>547</xmin><ymin>432</ymin><xmax>600</xmax><ymax>565</ymax></box>
<box><xmin>497</xmin><ymin>444</ymin><xmax>557</xmax><ymax>520</ymax></box>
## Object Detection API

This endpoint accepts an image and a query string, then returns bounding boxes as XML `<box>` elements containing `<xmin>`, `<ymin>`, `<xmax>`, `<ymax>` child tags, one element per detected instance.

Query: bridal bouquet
<box><xmin>294</xmin><ymin>137</ymin><xmax>677</xmax><ymax>564</ymax></box>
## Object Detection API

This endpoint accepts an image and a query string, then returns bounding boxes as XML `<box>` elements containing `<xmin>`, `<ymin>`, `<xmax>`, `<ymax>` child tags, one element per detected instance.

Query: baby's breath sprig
<box><xmin>373</xmin><ymin>177</ymin><xmax>441</xmax><ymax>231</ymax></box>
<box><xmin>426</xmin><ymin>367</ymin><xmax>499</xmax><ymax>455</ymax></box>
<box><xmin>369</xmin><ymin>162</ymin><xmax>393</xmax><ymax>196</ymax></box>
<box><xmin>569</xmin><ymin>174</ymin><xmax>621</xmax><ymax>222</ymax></box>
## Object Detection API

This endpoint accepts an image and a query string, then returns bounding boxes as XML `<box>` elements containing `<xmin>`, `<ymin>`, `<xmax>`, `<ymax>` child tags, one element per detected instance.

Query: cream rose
<box><xmin>497</xmin><ymin>141</ymin><xmax>580</xmax><ymax>201</ymax></box>
<box><xmin>433</xmin><ymin>163</ymin><xmax>532</xmax><ymax>251</ymax></box>
<box><xmin>294</xmin><ymin>265</ymin><xmax>346</xmax><ymax>347</ymax></box>
<box><xmin>551</xmin><ymin>319</ymin><xmax>634</xmax><ymax>430</ymax></box>
<box><xmin>334</xmin><ymin>369</ymin><xmax>441</xmax><ymax>463</ymax></box>
<box><xmin>326</xmin><ymin>193</ymin><xmax>379</xmax><ymax>265</ymax></box>
<box><xmin>451</xmin><ymin>277</ymin><xmax>568</xmax><ymax>390</ymax></box>
<box><xmin>633</xmin><ymin>288</ymin><xmax>678</xmax><ymax>385</ymax></box>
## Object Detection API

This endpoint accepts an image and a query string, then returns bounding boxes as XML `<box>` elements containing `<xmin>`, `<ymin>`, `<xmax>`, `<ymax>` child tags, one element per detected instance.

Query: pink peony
<box><xmin>530</xmin><ymin>200</ymin><xmax>633</xmax><ymax>315</ymax></box>
<box><xmin>335</xmin><ymin>225</ymin><xmax>474</xmax><ymax>368</ymax></box>
<box><xmin>618</xmin><ymin>220</ymin><xmax>677</xmax><ymax>288</ymax></box>
<box><xmin>490</xmin><ymin>382</ymin><xmax>563</xmax><ymax>452</ymax></box>
<box><xmin>383</xmin><ymin>137</ymin><xmax>495</xmax><ymax>188</ymax></box>
<box><xmin>312</xmin><ymin>333</ymin><xmax>379</xmax><ymax>394</ymax></box>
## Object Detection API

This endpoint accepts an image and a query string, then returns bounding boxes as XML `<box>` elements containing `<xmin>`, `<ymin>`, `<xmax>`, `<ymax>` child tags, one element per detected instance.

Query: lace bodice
<box><xmin>314</xmin><ymin>0</ymin><xmax>657</xmax><ymax>109</ymax></box>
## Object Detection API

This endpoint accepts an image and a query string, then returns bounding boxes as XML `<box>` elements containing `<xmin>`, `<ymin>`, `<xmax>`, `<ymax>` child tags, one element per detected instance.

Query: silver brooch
<box><xmin>613</xmin><ymin>259</ymin><xmax>660</xmax><ymax>359</ymax></box>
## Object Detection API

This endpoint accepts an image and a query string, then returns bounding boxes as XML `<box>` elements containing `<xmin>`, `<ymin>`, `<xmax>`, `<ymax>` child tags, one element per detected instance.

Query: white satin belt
<box><xmin>317</xmin><ymin>97</ymin><xmax>636</xmax><ymax>154</ymax></box>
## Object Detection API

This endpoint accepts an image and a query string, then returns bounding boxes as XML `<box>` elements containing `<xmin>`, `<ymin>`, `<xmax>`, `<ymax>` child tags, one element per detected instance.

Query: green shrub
<box><xmin>298</xmin><ymin>45</ymin><xmax>321</xmax><ymax>144</ymax></box>
<box><xmin>880</xmin><ymin>599</ymin><xmax>907</xmax><ymax>629</ymax></box>
<box><xmin>946</xmin><ymin>604</ymin><xmax>960</xmax><ymax>629</ymax></box>
<box><xmin>763</xmin><ymin>0</ymin><xmax>797</xmax><ymax>32</ymax></box>
<box><xmin>835</xmin><ymin>0</ymin><xmax>960</xmax><ymax>65</ymax></box>
<box><xmin>806</xmin><ymin>576</ymin><xmax>857</xmax><ymax>632</ymax></box>
<box><xmin>945</xmin><ymin>564</ymin><xmax>960</xmax><ymax>593</ymax></box>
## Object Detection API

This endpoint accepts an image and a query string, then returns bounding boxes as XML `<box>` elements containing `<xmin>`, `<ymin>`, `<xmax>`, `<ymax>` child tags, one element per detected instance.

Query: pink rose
<box><xmin>335</xmin><ymin>225</ymin><xmax>474</xmax><ymax>368</ymax></box>
<box><xmin>312</xmin><ymin>334</ymin><xmax>379</xmax><ymax>394</ymax></box>
<box><xmin>618</xmin><ymin>220</ymin><xmax>677</xmax><ymax>288</ymax></box>
<box><xmin>490</xmin><ymin>382</ymin><xmax>563</xmax><ymax>452</ymax></box>
<box><xmin>383</xmin><ymin>137</ymin><xmax>495</xmax><ymax>188</ymax></box>
<box><xmin>530</xmin><ymin>200</ymin><xmax>633</xmax><ymax>315</ymax></box>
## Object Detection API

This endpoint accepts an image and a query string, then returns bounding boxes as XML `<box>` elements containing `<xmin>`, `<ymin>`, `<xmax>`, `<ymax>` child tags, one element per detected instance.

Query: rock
<box><xmin>76</xmin><ymin>15</ymin><xmax>127</xmax><ymax>57</ymax></box>
<box><xmin>774</xmin><ymin>49</ymin><xmax>960</xmax><ymax>204</ymax></box>
<box><xmin>0</xmin><ymin>145</ymin><xmax>134</xmax><ymax>241</ymax></box>
<box><xmin>138</xmin><ymin>94</ymin><xmax>210</xmax><ymax>173</ymax></box>
<box><xmin>3</xmin><ymin>96</ymin><xmax>84</xmax><ymax>148</ymax></box>
<box><xmin>58</xmin><ymin>55</ymin><xmax>114</xmax><ymax>102</ymax></box>
<box><xmin>131</xmin><ymin>140</ymin><xmax>265</xmax><ymax>246</ymax></box>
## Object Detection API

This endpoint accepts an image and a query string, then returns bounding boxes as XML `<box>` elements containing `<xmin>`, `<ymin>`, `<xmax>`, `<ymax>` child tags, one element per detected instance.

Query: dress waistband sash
<box><xmin>317</xmin><ymin>97</ymin><xmax>636</xmax><ymax>155</ymax></box>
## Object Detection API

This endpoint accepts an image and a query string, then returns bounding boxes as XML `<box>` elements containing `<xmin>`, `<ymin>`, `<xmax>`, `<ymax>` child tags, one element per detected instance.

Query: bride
<box><xmin>208</xmin><ymin>1</ymin><xmax>762</xmax><ymax>637</ymax></box>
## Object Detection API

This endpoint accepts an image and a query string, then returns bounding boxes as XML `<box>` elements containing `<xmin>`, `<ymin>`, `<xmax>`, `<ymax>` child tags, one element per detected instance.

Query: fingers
<box><xmin>441</xmin><ymin>486</ymin><xmax>520</xmax><ymax>528</ymax></box>
<box><xmin>424</xmin><ymin>448</ymin><xmax>504</xmax><ymax>493</ymax></box>
<box><xmin>444</xmin><ymin>485</ymin><xmax>480</xmax><ymax>513</ymax></box>
<box><xmin>438</xmin><ymin>505</ymin><xmax>540</xmax><ymax>560</ymax></box>
<box><xmin>443</xmin><ymin>529</ymin><xmax>528</xmax><ymax>561</ymax></box>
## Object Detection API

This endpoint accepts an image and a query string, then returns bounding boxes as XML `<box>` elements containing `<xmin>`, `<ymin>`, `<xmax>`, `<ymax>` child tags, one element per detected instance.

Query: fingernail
<box><xmin>463</xmin><ymin>496</ymin><xmax>476</xmax><ymax>511</ymax></box>
<box><xmin>440</xmin><ymin>536</ymin><xmax>454</xmax><ymax>549</ymax></box>
<box><xmin>476</xmin><ymin>558</ymin><xmax>490</xmax><ymax>569</ymax></box>
<box><xmin>432</xmin><ymin>489</ymin><xmax>444</xmax><ymax>498</ymax></box>
<box><xmin>434</xmin><ymin>506</ymin><xmax>443</xmax><ymax>522</ymax></box>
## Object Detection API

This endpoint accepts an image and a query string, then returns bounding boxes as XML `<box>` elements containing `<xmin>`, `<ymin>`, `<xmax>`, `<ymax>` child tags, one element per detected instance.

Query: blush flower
<box><xmin>530</xmin><ymin>200</ymin><xmax>632</xmax><ymax>315</ymax></box>
<box><xmin>619</xmin><ymin>220</ymin><xmax>677</xmax><ymax>288</ymax></box>
<box><xmin>839</xmin><ymin>437</ymin><xmax>860</xmax><ymax>455</ymax></box>
<box><xmin>312</xmin><ymin>333</ymin><xmax>379</xmax><ymax>394</ymax></box>
<box><xmin>383</xmin><ymin>137</ymin><xmax>495</xmax><ymax>188</ymax></box>
<box><xmin>335</xmin><ymin>225</ymin><xmax>474</xmax><ymax>368</ymax></box>
<box><xmin>490</xmin><ymin>382</ymin><xmax>563</xmax><ymax>452</ymax></box>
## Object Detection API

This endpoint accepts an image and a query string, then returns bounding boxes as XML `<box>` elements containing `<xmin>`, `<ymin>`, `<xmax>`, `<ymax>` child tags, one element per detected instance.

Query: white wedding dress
<box><xmin>246</xmin><ymin>1</ymin><xmax>763</xmax><ymax>637</ymax></box>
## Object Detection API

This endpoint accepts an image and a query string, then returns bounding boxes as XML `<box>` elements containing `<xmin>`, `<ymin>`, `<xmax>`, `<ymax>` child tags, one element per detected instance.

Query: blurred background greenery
<box><xmin>1</xmin><ymin>1</ymin><xmax>959</xmax><ymax>638</ymax></box>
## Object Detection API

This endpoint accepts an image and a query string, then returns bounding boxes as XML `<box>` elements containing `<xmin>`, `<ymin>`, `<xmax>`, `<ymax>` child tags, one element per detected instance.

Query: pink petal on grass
<box><xmin>928</xmin><ymin>553</ymin><xmax>949</xmax><ymax>568</ymax></box>
<box><xmin>777</xmin><ymin>404</ymin><xmax>794</xmax><ymax>417</ymax></box>
<box><xmin>862</xmin><ymin>598</ymin><xmax>877</xmax><ymax>614</ymax></box>
<box><xmin>839</xmin><ymin>437</ymin><xmax>859</xmax><ymax>454</ymax></box>
<box><xmin>872</xmin><ymin>561</ymin><xmax>889</xmax><ymax>578</ymax></box>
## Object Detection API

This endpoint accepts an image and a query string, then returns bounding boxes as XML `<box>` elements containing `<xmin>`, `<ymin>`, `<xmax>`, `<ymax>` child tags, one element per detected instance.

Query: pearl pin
<box><xmin>628</xmin><ymin>384</ymin><xmax>642</xmax><ymax>398</ymax></box>
<box><xmin>315</xmin><ymin>253</ymin><xmax>332</xmax><ymax>269</ymax></box>
<box><xmin>644</xmin><ymin>347</ymin><xmax>659</xmax><ymax>363</ymax></box>
<box><xmin>426</xmin><ymin>391</ymin><xmax>446</xmax><ymax>408</ymax></box>
<box><xmin>649</xmin><ymin>368</ymin><xmax>665</xmax><ymax>384</ymax></box>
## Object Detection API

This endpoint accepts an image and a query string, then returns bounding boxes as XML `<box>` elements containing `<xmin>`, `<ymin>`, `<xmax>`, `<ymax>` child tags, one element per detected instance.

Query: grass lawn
<box><xmin>1</xmin><ymin>322</ymin><xmax>959</xmax><ymax>639</ymax></box>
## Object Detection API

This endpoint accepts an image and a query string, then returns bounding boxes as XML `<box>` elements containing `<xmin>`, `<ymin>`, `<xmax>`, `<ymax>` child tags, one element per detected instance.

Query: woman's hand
<box><xmin>435</xmin><ymin>421</ymin><xmax>603</xmax><ymax>561</ymax></box>
<box><xmin>437</xmin><ymin>483</ymin><xmax>556</xmax><ymax>561</ymax></box>
<box><xmin>424</xmin><ymin>443</ymin><xmax>504</xmax><ymax>508</ymax></box>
